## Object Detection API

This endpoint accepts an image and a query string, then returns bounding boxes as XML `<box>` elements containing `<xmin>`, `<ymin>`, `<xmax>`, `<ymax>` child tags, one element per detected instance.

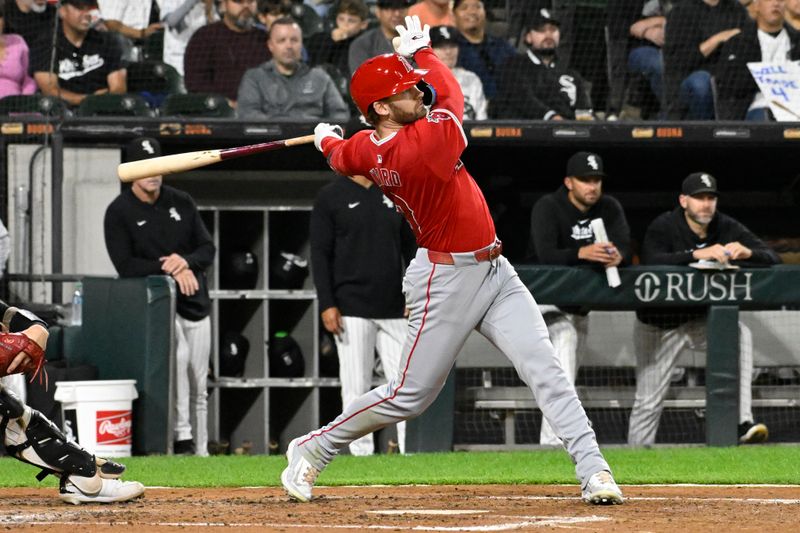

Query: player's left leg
<box><xmin>173</xmin><ymin>317</ymin><xmax>193</xmax><ymax>453</ymax></box>
<box><xmin>475</xmin><ymin>257</ymin><xmax>621</xmax><ymax>504</ymax></box>
<box><xmin>375</xmin><ymin>318</ymin><xmax>408</xmax><ymax>454</ymax></box>
<box><xmin>180</xmin><ymin>315</ymin><xmax>211</xmax><ymax>456</ymax></box>
<box><xmin>539</xmin><ymin>313</ymin><xmax>579</xmax><ymax>446</ymax></box>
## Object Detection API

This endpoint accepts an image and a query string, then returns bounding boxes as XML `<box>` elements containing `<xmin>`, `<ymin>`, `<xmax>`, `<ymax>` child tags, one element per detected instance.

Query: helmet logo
<box><xmin>398</xmin><ymin>56</ymin><xmax>414</xmax><ymax>73</ymax></box>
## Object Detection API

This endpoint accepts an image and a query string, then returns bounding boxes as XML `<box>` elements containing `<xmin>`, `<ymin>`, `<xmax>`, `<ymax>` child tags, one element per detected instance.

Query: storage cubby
<box><xmin>201</xmin><ymin>206</ymin><xmax>320</xmax><ymax>454</ymax></box>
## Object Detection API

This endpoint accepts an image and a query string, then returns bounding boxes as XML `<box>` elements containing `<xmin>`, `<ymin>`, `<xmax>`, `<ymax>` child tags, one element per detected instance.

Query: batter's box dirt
<box><xmin>0</xmin><ymin>484</ymin><xmax>798</xmax><ymax>531</ymax></box>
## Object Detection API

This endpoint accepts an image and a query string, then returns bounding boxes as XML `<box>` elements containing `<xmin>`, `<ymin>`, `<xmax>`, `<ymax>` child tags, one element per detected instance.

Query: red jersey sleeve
<box><xmin>321</xmin><ymin>134</ymin><xmax>363</xmax><ymax>177</ymax></box>
<box><xmin>414</xmin><ymin>48</ymin><xmax>464</xmax><ymax>121</ymax></box>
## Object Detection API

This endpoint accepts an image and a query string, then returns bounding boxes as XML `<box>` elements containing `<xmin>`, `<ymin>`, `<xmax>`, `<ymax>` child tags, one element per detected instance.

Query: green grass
<box><xmin>2</xmin><ymin>446</ymin><xmax>799</xmax><ymax>488</ymax></box>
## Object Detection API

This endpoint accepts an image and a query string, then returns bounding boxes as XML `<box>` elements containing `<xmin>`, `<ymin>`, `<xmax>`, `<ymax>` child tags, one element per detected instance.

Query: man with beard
<box><xmin>281</xmin><ymin>15</ymin><xmax>624</xmax><ymax>506</ymax></box>
<box><xmin>490</xmin><ymin>8</ymin><xmax>593</xmax><ymax>120</ymax></box>
<box><xmin>184</xmin><ymin>0</ymin><xmax>268</xmax><ymax>103</ymax></box>
<box><xmin>629</xmin><ymin>172</ymin><xmax>778</xmax><ymax>447</ymax></box>
<box><xmin>237</xmin><ymin>17</ymin><xmax>349</xmax><ymax>120</ymax></box>
<box><xmin>527</xmin><ymin>152</ymin><xmax>630</xmax><ymax>446</ymax></box>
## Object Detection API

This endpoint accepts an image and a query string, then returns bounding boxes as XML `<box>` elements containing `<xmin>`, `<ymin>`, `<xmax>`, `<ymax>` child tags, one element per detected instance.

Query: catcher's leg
<box><xmin>0</xmin><ymin>385</ymin><xmax>144</xmax><ymax>504</ymax></box>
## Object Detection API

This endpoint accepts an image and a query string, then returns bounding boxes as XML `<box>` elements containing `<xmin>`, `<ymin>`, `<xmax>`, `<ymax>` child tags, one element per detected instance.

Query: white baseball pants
<box><xmin>539</xmin><ymin>311</ymin><xmax>587</xmax><ymax>446</ymax></box>
<box><xmin>628</xmin><ymin>318</ymin><xmax>754</xmax><ymax>446</ymax></box>
<box><xmin>296</xmin><ymin>249</ymin><xmax>611</xmax><ymax>487</ymax></box>
<box><xmin>174</xmin><ymin>315</ymin><xmax>211</xmax><ymax>456</ymax></box>
<box><xmin>336</xmin><ymin>316</ymin><xmax>407</xmax><ymax>456</ymax></box>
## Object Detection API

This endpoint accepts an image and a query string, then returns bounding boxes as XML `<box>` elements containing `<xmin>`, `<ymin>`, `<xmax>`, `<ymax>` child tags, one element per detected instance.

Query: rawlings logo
<box><xmin>96</xmin><ymin>410</ymin><xmax>132</xmax><ymax>444</ymax></box>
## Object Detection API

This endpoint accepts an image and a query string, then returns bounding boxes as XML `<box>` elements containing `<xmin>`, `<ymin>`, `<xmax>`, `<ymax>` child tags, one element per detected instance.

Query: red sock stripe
<box><xmin>300</xmin><ymin>264</ymin><xmax>437</xmax><ymax>447</ymax></box>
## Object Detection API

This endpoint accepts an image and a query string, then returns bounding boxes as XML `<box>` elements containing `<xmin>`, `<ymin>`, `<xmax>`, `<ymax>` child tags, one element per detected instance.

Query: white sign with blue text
<box><xmin>747</xmin><ymin>61</ymin><xmax>800</xmax><ymax>121</ymax></box>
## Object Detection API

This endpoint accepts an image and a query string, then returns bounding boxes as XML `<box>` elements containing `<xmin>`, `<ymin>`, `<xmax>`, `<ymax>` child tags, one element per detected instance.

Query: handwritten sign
<box><xmin>747</xmin><ymin>61</ymin><xmax>800</xmax><ymax>121</ymax></box>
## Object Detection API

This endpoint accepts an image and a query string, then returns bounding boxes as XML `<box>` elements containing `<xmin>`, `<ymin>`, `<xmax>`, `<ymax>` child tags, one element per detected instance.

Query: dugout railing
<box><xmin>455</xmin><ymin>265</ymin><xmax>800</xmax><ymax>449</ymax></box>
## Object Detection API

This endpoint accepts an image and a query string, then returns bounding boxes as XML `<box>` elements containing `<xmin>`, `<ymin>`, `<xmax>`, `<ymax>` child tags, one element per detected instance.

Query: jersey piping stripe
<box><xmin>370</xmin><ymin>131</ymin><xmax>397</xmax><ymax>146</ymax></box>
<box><xmin>299</xmin><ymin>263</ymin><xmax>437</xmax><ymax>447</ymax></box>
<box><xmin>430</xmin><ymin>108</ymin><xmax>468</xmax><ymax>147</ymax></box>
<box><xmin>389</xmin><ymin>192</ymin><xmax>422</xmax><ymax>236</ymax></box>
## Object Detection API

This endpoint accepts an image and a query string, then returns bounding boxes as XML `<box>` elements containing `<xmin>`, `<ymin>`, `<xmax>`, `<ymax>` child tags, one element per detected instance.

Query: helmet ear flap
<box><xmin>416</xmin><ymin>81</ymin><xmax>437</xmax><ymax>107</ymax></box>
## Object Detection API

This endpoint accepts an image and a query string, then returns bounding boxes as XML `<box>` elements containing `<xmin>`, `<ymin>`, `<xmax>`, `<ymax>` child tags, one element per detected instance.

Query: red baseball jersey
<box><xmin>321</xmin><ymin>49</ymin><xmax>495</xmax><ymax>253</ymax></box>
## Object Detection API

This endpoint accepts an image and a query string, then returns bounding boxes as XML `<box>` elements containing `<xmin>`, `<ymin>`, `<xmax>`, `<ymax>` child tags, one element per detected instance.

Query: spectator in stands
<box><xmin>430</xmin><ymin>25</ymin><xmax>487</xmax><ymax>120</ymax></box>
<box><xmin>257</xmin><ymin>0</ymin><xmax>291</xmax><ymax>29</ymax></box>
<box><xmin>158</xmin><ymin>0</ymin><xmax>218</xmax><ymax>77</ymax></box>
<box><xmin>3</xmin><ymin>0</ymin><xmax>55</xmax><ymax>56</ymax></box>
<box><xmin>0</xmin><ymin>2</ymin><xmax>37</xmax><ymax>98</ymax></box>
<box><xmin>409</xmin><ymin>0</ymin><xmax>454</xmax><ymax>27</ymax></box>
<box><xmin>31</xmin><ymin>0</ymin><xmax>126</xmax><ymax>107</ymax></box>
<box><xmin>716</xmin><ymin>0</ymin><xmax>800</xmax><ymax>120</ymax></box>
<box><xmin>306</xmin><ymin>0</ymin><xmax>368</xmax><ymax>76</ymax></box>
<box><xmin>348</xmin><ymin>0</ymin><xmax>411</xmax><ymax>75</ymax></box>
<box><xmin>490</xmin><ymin>9</ymin><xmax>593</xmax><ymax>120</ymax></box>
<box><xmin>97</xmin><ymin>0</ymin><xmax>163</xmax><ymax>62</ymax></box>
<box><xmin>627</xmin><ymin>1</ymin><xmax>673</xmax><ymax>116</ymax></box>
<box><xmin>184</xmin><ymin>0</ymin><xmax>268</xmax><ymax>104</ymax></box>
<box><xmin>453</xmin><ymin>0</ymin><xmax>515</xmax><ymax>99</ymax></box>
<box><xmin>662</xmin><ymin>0</ymin><xmax>748</xmax><ymax>119</ymax></box>
<box><xmin>629</xmin><ymin>172</ymin><xmax>778</xmax><ymax>447</ymax></box>
<box><xmin>527</xmin><ymin>151</ymin><xmax>630</xmax><ymax>447</ymax></box>
<box><xmin>257</xmin><ymin>0</ymin><xmax>323</xmax><ymax>37</ymax></box>
<box><xmin>237</xmin><ymin>17</ymin><xmax>349</xmax><ymax>120</ymax></box>
<box><xmin>787</xmin><ymin>0</ymin><xmax>800</xmax><ymax>29</ymax></box>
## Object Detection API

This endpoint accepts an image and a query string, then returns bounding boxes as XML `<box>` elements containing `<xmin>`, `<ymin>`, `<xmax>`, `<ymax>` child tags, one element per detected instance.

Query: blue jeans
<box><xmin>745</xmin><ymin>107</ymin><xmax>771</xmax><ymax>121</ymax></box>
<box><xmin>678</xmin><ymin>70</ymin><xmax>715</xmax><ymax>120</ymax></box>
<box><xmin>628</xmin><ymin>46</ymin><xmax>664</xmax><ymax>108</ymax></box>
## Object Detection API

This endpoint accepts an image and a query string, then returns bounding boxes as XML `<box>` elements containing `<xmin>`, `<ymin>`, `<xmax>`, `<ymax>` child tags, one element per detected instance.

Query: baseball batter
<box><xmin>281</xmin><ymin>16</ymin><xmax>623</xmax><ymax>505</ymax></box>
<box><xmin>0</xmin><ymin>301</ymin><xmax>144</xmax><ymax>504</ymax></box>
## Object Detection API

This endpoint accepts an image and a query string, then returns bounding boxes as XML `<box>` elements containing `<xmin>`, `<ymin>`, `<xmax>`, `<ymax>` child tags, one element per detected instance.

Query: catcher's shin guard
<box><xmin>0</xmin><ymin>384</ymin><xmax>25</xmax><ymax>419</ymax></box>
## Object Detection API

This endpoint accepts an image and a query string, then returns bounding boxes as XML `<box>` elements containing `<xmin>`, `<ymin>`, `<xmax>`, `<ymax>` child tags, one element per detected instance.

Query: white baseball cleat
<box><xmin>59</xmin><ymin>478</ymin><xmax>145</xmax><ymax>505</ymax></box>
<box><xmin>581</xmin><ymin>470</ymin><xmax>624</xmax><ymax>505</ymax></box>
<box><xmin>281</xmin><ymin>437</ymin><xmax>320</xmax><ymax>502</ymax></box>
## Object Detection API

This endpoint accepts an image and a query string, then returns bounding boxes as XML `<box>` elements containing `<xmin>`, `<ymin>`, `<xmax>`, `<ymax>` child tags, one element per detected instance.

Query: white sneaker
<box><xmin>281</xmin><ymin>437</ymin><xmax>320</xmax><ymax>502</ymax></box>
<box><xmin>59</xmin><ymin>478</ymin><xmax>145</xmax><ymax>505</ymax></box>
<box><xmin>581</xmin><ymin>470</ymin><xmax>624</xmax><ymax>505</ymax></box>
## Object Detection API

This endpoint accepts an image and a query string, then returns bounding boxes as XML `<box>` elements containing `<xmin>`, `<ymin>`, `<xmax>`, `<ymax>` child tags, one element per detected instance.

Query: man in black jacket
<box><xmin>310</xmin><ymin>175</ymin><xmax>416</xmax><ymax>456</ymax></box>
<box><xmin>491</xmin><ymin>8</ymin><xmax>593</xmax><ymax>120</ymax></box>
<box><xmin>662</xmin><ymin>0</ymin><xmax>748</xmax><ymax>119</ymax></box>
<box><xmin>104</xmin><ymin>137</ymin><xmax>216</xmax><ymax>456</ymax></box>
<box><xmin>528</xmin><ymin>151</ymin><xmax>630</xmax><ymax>445</ymax></box>
<box><xmin>629</xmin><ymin>172</ymin><xmax>779</xmax><ymax>446</ymax></box>
<box><xmin>716</xmin><ymin>0</ymin><xmax>800</xmax><ymax>120</ymax></box>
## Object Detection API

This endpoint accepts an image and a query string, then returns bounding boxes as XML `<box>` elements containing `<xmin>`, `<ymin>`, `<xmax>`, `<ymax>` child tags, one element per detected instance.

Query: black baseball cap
<box><xmin>528</xmin><ymin>8</ymin><xmax>560</xmax><ymax>32</ymax></box>
<box><xmin>430</xmin><ymin>26</ymin><xmax>461</xmax><ymax>47</ymax></box>
<box><xmin>566</xmin><ymin>151</ymin><xmax>606</xmax><ymax>179</ymax></box>
<box><xmin>682</xmin><ymin>172</ymin><xmax>718</xmax><ymax>196</ymax></box>
<box><xmin>61</xmin><ymin>0</ymin><xmax>99</xmax><ymax>8</ymax></box>
<box><xmin>126</xmin><ymin>137</ymin><xmax>162</xmax><ymax>162</ymax></box>
<box><xmin>375</xmin><ymin>0</ymin><xmax>413</xmax><ymax>8</ymax></box>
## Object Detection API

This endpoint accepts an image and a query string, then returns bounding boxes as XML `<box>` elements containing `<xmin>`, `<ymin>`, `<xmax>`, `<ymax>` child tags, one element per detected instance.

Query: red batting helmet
<box><xmin>350</xmin><ymin>53</ymin><xmax>429</xmax><ymax>117</ymax></box>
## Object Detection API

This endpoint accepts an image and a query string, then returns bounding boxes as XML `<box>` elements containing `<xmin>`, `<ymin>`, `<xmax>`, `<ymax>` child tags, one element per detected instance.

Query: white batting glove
<box><xmin>314</xmin><ymin>123</ymin><xmax>343</xmax><ymax>151</ymax></box>
<box><xmin>392</xmin><ymin>15</ymin><xmax>430</xmax><ymax>58</ymax></box>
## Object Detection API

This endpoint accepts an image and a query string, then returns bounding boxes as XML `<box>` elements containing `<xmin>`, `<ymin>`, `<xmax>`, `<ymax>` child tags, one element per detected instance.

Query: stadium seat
<box><xmin>160</xmin><ymin>93</ymin><xmax>235</xmax><ymax>118</ymax></box>
<box><xmin>0</xmin><ymin>95</ymin><xmax>69</xmax><ymax>117</ymax></box>
<box><xmin>127</xmin><ymin>60</ymin><xmax>183</xmax><ymax>108</ymax></box>
<box><xmin>76</xmin><ymin>93</ymin><xmax>155</xmax><ymax>117</ymax></box>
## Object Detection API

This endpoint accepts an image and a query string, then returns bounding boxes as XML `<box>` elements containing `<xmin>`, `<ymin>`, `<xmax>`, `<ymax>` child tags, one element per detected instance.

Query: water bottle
<box><xmin>71</xmin><ymin>282</ymin><xmax>83</xmax><ymax>326</ymax></box>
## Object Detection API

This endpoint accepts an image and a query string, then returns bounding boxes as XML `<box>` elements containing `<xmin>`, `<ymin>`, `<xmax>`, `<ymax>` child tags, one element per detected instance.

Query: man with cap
<box><xmin>104</xmin><ymin>137</ymin><xmax>216</xmax><ymax>456</ymax></box>
<box><xmin>490</xmin><ymin>7</ymin><xmax>593</xmax><ymax>120</ymax></box>
<box><xmin>348</xmin><ymin>0</ymin><xmax>412</xmax><ymax>75</ymax></box>
<box><xmin>429</xmin><ymin>25</ymin><xmax>487</xmax><ymax>120</ymax></box>
<box><xmin>31</xmin><ymin>0</ymin><xmax>126</xmax><ymax>107</ymax></box>
<box><xmin>527</xmin><ymin>151</ymin><xmax>631</xmax><ymax>446</ymax></box>
<box><xmin>629</xmin><ymin>172</ymin><xmax>778</xmax><ymax>446</ymax></box>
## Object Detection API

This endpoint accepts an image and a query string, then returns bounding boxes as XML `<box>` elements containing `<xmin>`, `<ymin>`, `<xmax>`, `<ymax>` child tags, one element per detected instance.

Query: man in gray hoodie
<box><xmin>237</xmin><ymin>17</ymin><xmax>350</xmax><ymax>121</ymax></box>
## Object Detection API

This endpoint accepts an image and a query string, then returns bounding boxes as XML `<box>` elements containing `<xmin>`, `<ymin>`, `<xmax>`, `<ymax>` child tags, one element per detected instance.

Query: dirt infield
<box><xmin>1</xmin><ymin>484</ymin><xmax>799</xmax><ymax>531</ymax></box>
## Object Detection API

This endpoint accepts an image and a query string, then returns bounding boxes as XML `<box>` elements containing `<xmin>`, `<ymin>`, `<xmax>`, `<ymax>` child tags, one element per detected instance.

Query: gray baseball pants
<box><xmin>297</xmin><ymin>248</ymin><xmax>611</xmax><ymax>486</ymax></box>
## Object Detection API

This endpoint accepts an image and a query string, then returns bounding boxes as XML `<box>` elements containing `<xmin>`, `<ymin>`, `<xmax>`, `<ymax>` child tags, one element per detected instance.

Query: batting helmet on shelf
<box><xmin>350</xmin><ymin>54</ymin><xmax>429</xmax><ymax>117</ymax></box>
<box><xmin>269</xmin><ymin>331</ymin><xmax>305</xmax><ymax>378</ymax></box>
<box><xmin>271</xmin><ymin>251</ymin><xmax>309</xmax><ymax>290</ymax></box>
<box><xmin>219</xmin><ymin>331</ymin><xmax>250</xmax><ymax>377</ymax></box>
<box><xmin>221</xmin><ymin>250</ymin><xmax>259</xmax><ymax>290</ymax></box>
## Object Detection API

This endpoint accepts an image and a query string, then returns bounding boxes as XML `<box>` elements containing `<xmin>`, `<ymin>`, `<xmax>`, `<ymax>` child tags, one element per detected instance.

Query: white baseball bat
<box><xmin>117</xmin><ymin>134</ymin><xmax>315</xmax><ymax>182</ymax></box>
<box><xmin>590</xmin><ymin>218</ymin><xmax>621</xmax><ymax>288</ymax></box>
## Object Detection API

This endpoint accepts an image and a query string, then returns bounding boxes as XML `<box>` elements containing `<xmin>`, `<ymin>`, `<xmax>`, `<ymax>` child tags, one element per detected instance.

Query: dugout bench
<box><xmin>456</xmin><ymin>265</ymin><xmax>800</xmax><ymax>448</ymax></box>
